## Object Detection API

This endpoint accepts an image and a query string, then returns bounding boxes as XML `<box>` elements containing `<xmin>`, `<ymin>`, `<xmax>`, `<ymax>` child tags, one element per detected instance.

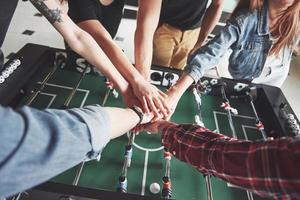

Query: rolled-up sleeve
<box><xmin>68</xmin><ymin>105</ymin><xmax>111</xmax><ymax>160</ymax></box>
<box><xmin>185</xmin><ymin>14</ymin><xmax>242</xmax><ymax>83</ymax></box>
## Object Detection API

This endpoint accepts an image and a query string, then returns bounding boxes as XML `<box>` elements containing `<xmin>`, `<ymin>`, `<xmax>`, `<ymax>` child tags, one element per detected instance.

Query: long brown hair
<box><xmin>233</xmin><ymin>0</ymin><xmax>299</xmax><ymax>56</ymax></box>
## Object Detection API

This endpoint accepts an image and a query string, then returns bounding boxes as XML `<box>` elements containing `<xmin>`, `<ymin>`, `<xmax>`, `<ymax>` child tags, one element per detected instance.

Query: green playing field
<box><xmin>22</xmin><ymin>68</ymin><xmax>267</xmax><ymax>200</ymax></box>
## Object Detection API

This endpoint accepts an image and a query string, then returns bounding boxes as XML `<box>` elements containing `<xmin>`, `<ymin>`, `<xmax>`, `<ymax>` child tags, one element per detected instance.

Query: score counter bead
<box><xmin>0</xmin><ymin>58</ymin><xmax>21</xmax><ymax>84</ymax></box>
<box><xmin>0</xmin><ymin>76</ymin><xmax>4</xmax><ymax>84</ymax></box>
<box><xmin>11</xmin><ymin>64</ymin><xmax>17</xmax><ymax>70</ymax></box>
<box><xmin>2</xmin><ymin>71</ymin><xmax>9</xmax><ymax>78</ymax></box>
<box><xmin>13</xmin><ymin>59</ymin><xmax>21</xmax><ymax>66</ymax></box>
<box><xmin>8</xmin><ymin>68</ymin><xmax>14</xmax><ymax>74</ymax></box>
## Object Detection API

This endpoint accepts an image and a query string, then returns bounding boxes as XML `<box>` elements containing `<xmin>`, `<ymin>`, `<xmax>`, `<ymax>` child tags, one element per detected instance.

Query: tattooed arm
<box><xmin>29</xmin><ymin>0</ymin><xmax>170</xmax><ymax>116</ymax></box>
<box><xmin>29</xmin><ymin>0</ymin><xmax>129</xmax><ymax>94</ymax></box>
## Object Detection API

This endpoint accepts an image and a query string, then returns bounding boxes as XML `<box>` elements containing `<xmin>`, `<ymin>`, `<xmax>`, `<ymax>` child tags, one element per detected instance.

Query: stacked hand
<box><xmin>135</xmin><ymin>106</ymin><xmax>155</xmax><ymax>125</ymax></box>
<box><xmin>130</xmin><ymin>106</ymin><xmax>155</xmax><ymax>133</ymax></box>
<box><xmin>133</xmin><ymin>86</ymin><xmax>181</xmax><ymax>133</ymax></box>
<box><xmin>131</xmin><ymin>78</ymin><xmax>171</xmax><ymax>118</ymax></box>
<box><xmin>139</xmin><ymin>85</ymin><xmax>181</xmax><ymax>133</ymax></box>
<box><xmin>123</xmin><ymin>73</ymin><xmax>183</xmax><ymax>130</ymax></box>
<box><xmin>136</xmin><ymin>120</ymin><xmax>176</xmax><ymax>135</ymax></box>
<box><xmin>137</xmin><ymin>120</ymin><xmax>163</xmax><ymax>133</ymax></box>
<box><xmin>122</xmin><ymin>86</ymin><xmax>142</xmax><ymax>108</ymax></box>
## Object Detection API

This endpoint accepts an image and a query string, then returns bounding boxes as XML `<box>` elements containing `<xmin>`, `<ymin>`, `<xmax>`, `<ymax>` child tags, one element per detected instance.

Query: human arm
<box><xmin>77</xmin><ymin>20</ymin><xmax>169</xmax><ymax>116</ymax></box>
<box><xmin>164</xmin><ymin>73</ymin><xmax>195</xmax><ymax>118</ymax></box>
<box><xmin>134</xmin><ymin>0</ymin><xmax>162</xmax><ymax>80</ymax></box>
<box><xmin>142</xmin><ymin>121</ymin><xmax>300</xmax><ymax>199</ymax></box>
<box><xmin>0</xmin><ymin>105</ymin><xmax>152</xmax><ymax>198</ymax></box>
<box><xmin>29</xmin><ymin>0</ymin><xmax>129</xmax><ymax>95</ymax></box>
<box><xmin>190</xmin><ymin>0</ymin><xmax>224</xmax><ymax>55</ymax></box>
<box><xmin>163</xmin><ymin>13</ymin><xmax>243</xmax><ymax>118</ymax></box>
<box><xmin>187</xmin><ymin>12</ymin><xmax>243</xmax><ymax>83</ymax></box>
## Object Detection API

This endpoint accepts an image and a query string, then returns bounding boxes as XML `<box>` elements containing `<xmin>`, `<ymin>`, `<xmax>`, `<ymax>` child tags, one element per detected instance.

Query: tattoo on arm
<box><xmin>30</xmin><ymin>0</ymin><xmax>63</xmax><ymax>24</ymax></box>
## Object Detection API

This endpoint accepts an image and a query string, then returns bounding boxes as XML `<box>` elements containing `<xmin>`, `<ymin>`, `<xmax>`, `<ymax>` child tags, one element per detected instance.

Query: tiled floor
<box><xmin>2</xmin><ymin>0</ymin><xmax>299</xmax><ymax>118</ymax></box>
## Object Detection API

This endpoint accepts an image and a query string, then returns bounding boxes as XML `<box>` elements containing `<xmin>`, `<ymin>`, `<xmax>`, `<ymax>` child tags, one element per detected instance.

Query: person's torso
<box><xmin>68</xmin><ymin>0</ymin><xmax>124</xmax><ymax>37</ymax></box>
<box><xmin>251</xmin><ymin>48</ymin><xmax>290</xmax><ymax>87</ymax></box>
<box><xmin>0</xmin><ymin>0</ymin><xmax>19</xmax><ymax>48</ymax></box>
<box><xmin>227</xmin><ymin>6</ymin><xmax>292</xmax><ymax>82</ymax></box>
<box><xmin>66</xmin><ymin>0</ymin><xmax>124</xmax><ymax>72</ymax></box>
<box><xmin>160</xmin><ymin>0</ymin><xmax>208</xmax><ymax>30</ymax></box>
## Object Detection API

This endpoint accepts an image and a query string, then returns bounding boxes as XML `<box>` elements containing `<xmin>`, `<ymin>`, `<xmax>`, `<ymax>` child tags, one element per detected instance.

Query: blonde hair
<box><xmin>233</xmin><ymin>0</ymin><xmax>299</xmax><ymax>56</ymax></box>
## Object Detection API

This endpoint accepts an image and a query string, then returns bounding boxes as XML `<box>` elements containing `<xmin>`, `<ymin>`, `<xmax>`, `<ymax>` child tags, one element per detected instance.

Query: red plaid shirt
<box><xmin>160</xmin><ymin>123</ymin><xmax>300</xmax><ymax>199</ymax></box>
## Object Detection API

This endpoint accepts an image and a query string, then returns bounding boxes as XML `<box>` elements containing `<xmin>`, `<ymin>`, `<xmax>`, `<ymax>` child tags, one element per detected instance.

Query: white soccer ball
<box><xmin>149</xmin><ymin>182</ymin><xmax>160</xmax><ymax>194</ymax></box>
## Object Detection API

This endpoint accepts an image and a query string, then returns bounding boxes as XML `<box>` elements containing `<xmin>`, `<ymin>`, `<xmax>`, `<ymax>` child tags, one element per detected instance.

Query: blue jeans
<box><xmin>0</xmin><ymin>105</ymin><xmax>111</xmax><ymax>198</ymax></box>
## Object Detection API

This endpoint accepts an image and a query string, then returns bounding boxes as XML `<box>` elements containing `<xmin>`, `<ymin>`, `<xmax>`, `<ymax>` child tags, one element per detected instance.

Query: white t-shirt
<box><xmin>203</xmin><ymin>45</ymin><xmax>290</xmax><ymax>88</ymax></box>
<box><xmin>252</xmin><ymin>49</ymin><xmax>289</xmax><ymax>87</ymax></box>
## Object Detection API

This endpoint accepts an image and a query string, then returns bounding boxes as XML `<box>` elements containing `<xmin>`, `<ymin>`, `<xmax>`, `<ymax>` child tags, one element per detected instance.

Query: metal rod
<box><xmin>68</xmin><ymin>66</ymin><xmax>90</xmax><ymax>187</ymax></box>
<box><xmin>227</xmin><ymin>109</ymin><xmax>237</xmax><ymax>138</ymax></box>
<box><xmin>121</xmin><ymin>132</ymin><xmax>135</xmax><ymax>175</ymax></box>
<box><xmin>215</xmin><ymin>67</ymin><xmax>253</xmax><ymax>200</ymax></box>
<box><xmin>62</xmin><ymin>65</ymin><xmax>89</xmax><ymax>108</ymax></box>
<box><xmin>117</xmin><ymin>132</ymin><xmax>135</xmax><ymax>193</ymax></box>
<box><xmin>101</xmin><ymin>79</ymin><xmax>117</xmax><ymax>106</ymax></box>
<box><xmin>128</xmin><ymin>131</ymin><xmax>135</xmax><ymax>146</ymax></box>
<box><xmin>193</xmin><ymin>85</ymin><xmax>213</xmax><ymax>200</ymax></box>
<box><xmin>72</xmin><ymin>162</ymin><xmax>85</xmax><ymax>186</ymax></box>
<box><xmin>163</xmin><ymin>150</ymin><xmax>171</xmax><ymax>179</ymax></box>
<box><xmin>249</xmin><ymin>97</ymin><xmax>267</xmax><ymax>140</ymax></box>
<box><xmin>215</xmin><ymin>66</ymin><xmax>237</xmax><ymax>138</ymax></box>
<box><xmin>165</xmin><ymin>159</ymin><xmax>171</xmax><ymax>178</ymax></box>
<box><xmin>25</xmin><ymin>59</ymin><xmax>64</xmax><ymax>105</ymax></box>
<box><xmin>162</xmin><ymin>150</ymin><xmax>172</xmax><ymax>199</ymax></box>
<box><xmin>126</xmin><ymin>132</ymin><xmax>135</xmax><ymax>167</ymax></box>
<box><xmin>192</xmin><ymin>86</ymin><xmax>205</xmax><ymax>127</ymax></box>
<box><xmin>102</xmin><ymin>89</ymin><xmax>111</xmax><ymax>106</ymax></box>
<box><xmin>246</xmin><ymin>191</ymin><xmax>254</xmax><ymax>200</ymax></box>
<box><xmin>121</xmin><ymin>156</ymin><xmax>129</xmax><ymax>177</ymax></box>
<box><xmin>204</xmin><ymin>175</ymin><xmax>213</xmax><ymax>200</ymax></box>
<box><xmin>13</xmin><ymin>192</ymin><xmax>22</xmax><ymax>200</ymax></box>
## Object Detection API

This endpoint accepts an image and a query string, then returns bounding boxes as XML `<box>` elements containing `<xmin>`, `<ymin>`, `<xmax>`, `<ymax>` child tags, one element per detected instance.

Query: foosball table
<box><xmin>1</xmin><ymin>44</ymin><xmax>299</xmax><ymax>200</ymax></box>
